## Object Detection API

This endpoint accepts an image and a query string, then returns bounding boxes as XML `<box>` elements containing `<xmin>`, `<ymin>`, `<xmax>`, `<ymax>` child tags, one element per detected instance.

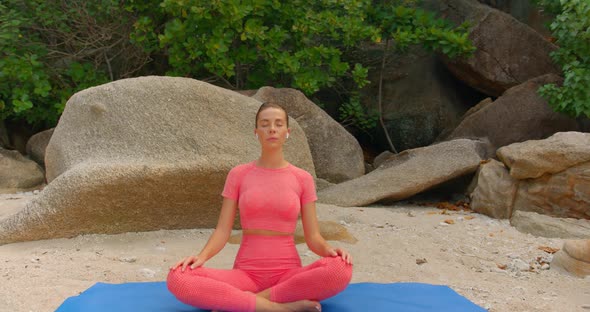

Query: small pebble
<box><xmin>508</xmin><ymin>258</ymin><xmax>530</xmax><ymax>272</ymax></box>
<box><xmin>581</xmin><ymin>304</ymin><xmax>590</xmax><ymax>310</ymax></box>
<box><xmin>139</xmin><ymin>268</ymin><xmax>156</xmax><ymax>278</ymax></box>
<box><xmin>507</xmin><ymin>253</ymin><xmax>520</xmax><ymax>259</ymax></box>
<box><xmin>119</xmin><ymin>257</ymin><xmax>137</xmax><ymax>263</ymax></box>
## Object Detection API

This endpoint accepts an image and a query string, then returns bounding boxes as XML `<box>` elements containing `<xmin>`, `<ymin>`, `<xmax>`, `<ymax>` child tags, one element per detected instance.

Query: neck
<box><xmin>257</xmin><ymin>149</ymin><xmax>288</xmax><ymax>168</ymax></box>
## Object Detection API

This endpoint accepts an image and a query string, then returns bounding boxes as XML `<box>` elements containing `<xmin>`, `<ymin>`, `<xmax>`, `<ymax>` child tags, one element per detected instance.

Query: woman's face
<box><xmin>255</xmin><ymin>107</ymin><xmax>290</xmax><ymax>148</ymax></box>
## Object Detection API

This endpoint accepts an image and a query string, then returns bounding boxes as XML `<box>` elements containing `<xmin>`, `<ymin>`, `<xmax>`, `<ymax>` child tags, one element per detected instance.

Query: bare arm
<box><xmin>301</xmin><ymin>201</ymin><xmax>352</xmax><ymax>264</ymax></box>
<box><xmin>171</xmin><ymin>197</ymin><xmax>238</xmax><ymax>271</ymax></box>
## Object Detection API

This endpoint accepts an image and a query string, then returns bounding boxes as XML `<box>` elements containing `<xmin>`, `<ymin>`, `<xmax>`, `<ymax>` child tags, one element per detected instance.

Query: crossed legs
<box><xmin>167</xmin><ymin>256</ymin><xmax>352</xmax><ymax>312</ymax></box>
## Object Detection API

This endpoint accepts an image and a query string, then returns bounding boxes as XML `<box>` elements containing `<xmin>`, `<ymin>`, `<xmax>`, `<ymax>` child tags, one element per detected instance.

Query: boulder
<box><xmin>363</xmin><ymin>53</ymin><xmax>472</xmax><ymax>151</ymax></box>
<box><xmin>514</xmin><ymin>161</ymin><xmax>590</xmax><ymax>220</ymax></box>
<box><xmin>469</xmin><ymin>133</ymin><xmax>590</xmax><ymax>220</ymax></box>
<box><xmin>497</xmin><ymin>132</ymin><xmax>590</xmax><ymax>179</ymax></box>
<box><xmin>430</xmin><ymin>0</ymin><xmax>560</xmax><ymax>96</ymax></box>
<box><xmin>470</xmin><ymin>159</ymin><xmax>517</xmax><ymax>219</ymax></box>
<box><xmin>510</xmin><ymin>211</ymin><xmax>590</xmax><ymax>239</ymax></box>
<box><xmin>552</xmin><ymin>239</ymin><xmax>590</xmax><ymax>277</ymax></box>
<box><xmin>318</xmin><ymin>139</ymin><xmax>486</xmax><ymax>206</ymax></box>
<box><xmin>25</xmin><ymin>128</ymin><xmax>54</xmax><ymax>168</ymax></box>
<box><xmin>251</xmin><ymin>87</ymin><xmax>364</xmax><ymax>183</ymax></box>
<box><xmin>444</xmin><ymin>75</ymin><xmax>582</xmax><ymax>151</ymax></box>
<box><xmin>373</xmin><ymin>151</ymin><xmax>395</xmax><ymax>169</ymax></box>
<box><xmin>0</xmin><ymin>76</ymin><xmax>315</xmax><ymax>244</ymax></box>
<box><xmin>0</xmin><ymin>148</ymin><xmax>45</xmax><ymax>193</ymax></box>
<box><xmin>476</xmin><ymin>0</ymin><xmax>553</xmax><ymax>37</ymax></box>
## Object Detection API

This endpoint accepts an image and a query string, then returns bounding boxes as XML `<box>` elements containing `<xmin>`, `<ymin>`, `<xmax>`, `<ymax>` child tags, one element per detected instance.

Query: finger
<box><xmin>181</xmin><ymin>257</ymin><xmax>194</xmax><ymax>272</ymax></box>
<box><xmin>171</xmin><ymin>259</ymin><xmax>184</xmax><ymax>270</ymax></box>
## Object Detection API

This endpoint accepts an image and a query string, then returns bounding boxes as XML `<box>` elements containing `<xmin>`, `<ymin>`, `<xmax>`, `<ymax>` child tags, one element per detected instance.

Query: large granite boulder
<box><xmin>444</xmin><ymin>75</ymin><xmax>582</xmax><ymax>151</ymax></box>
<box><xmin>470</xmin><ymin>159</ymin><xmax>517</xmax><ymax>219</ymax></box>
<box><xmin>25</xmin><ymin>128</ymin><xmax>54</xmax><ymax>168</ymax></box>
<box><xmin>477</xmin><ymin>0</ymin><xmax>553</xmax><ymax>37</ymax></box>
<box><xmin>514</xmin><ymin>161</ymin><xmax>590</xmax><ymax>219</ymax></box>
<box><xmin>428</xmin><ymin>0</ymin><xmax>560</xmax><ymax>96</ymax></box>
<box><xmin>552</xmin><ymin>239</ymin><xmax>590</xmax><ymax>277</ymax></box>
<box><xmin>0</xmin><ymin>148</ymin><xmax>45</xmax><ymax>193</ymax></box>
<box><xmin>318</xmin><ymin>139</ymin><xmax>486</xmax><ymax>207</ymax></box>
<box><xmin>0</xmin><ymin>76</ymin><xmax>315</xmax><ymax>244</ymax></box>
<box><xmin>497</xmin><ymin>132</ymin><xmax>590</xmax><ymax>179</ymax></box>
<box><xmin>469</xmin><ymin>132</ymin><xmax>590</xmax><ymax>221</ymax></box>
<box><xmin>362</xmin><ymin>53</ymin><xmax>473</xmax><ymax>151</ymax></box>
<box><xmin>510</xmin><ymin>211</ymin><xmax>590</xmax><ymax>239</ymax></box>
<box><xmin>251</xmin><ymin>87</ymin><xmax>364</xmax><ymax>183</ymax></box>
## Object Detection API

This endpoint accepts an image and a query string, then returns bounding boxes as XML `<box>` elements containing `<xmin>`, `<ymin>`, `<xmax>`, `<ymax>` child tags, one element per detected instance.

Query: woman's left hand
<box><xmin>328</xmin><ymin>247</ymin><xmax>353</xmax><ymax>265</ymax></box>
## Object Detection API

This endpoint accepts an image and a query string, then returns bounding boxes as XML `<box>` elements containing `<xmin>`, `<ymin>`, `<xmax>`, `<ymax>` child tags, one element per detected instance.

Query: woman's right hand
<box><xmin>170</xmin><ymin>255</ymin><xmax>206</xmax><ymax>272</ymax></box>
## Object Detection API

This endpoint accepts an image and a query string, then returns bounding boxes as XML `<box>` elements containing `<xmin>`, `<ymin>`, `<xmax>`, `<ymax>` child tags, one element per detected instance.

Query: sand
<box><xmin>1</xmin><ymin>193</ymin><xmax>589</xmax><ymax>312</ymax></box>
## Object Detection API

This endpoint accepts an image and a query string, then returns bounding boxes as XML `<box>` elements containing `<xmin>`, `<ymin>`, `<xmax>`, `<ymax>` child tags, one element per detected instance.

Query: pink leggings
<box><xmin>167</xmin><ymin>235</ymin><xmax>352</xmax><ymax>312</ymax></box>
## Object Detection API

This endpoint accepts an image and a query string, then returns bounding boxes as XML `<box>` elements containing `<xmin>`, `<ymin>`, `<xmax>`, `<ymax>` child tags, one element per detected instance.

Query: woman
<box><xmin>167</xmin><ymin>102</ymin><xmax>353</xmax><ymax>312</ymax></box>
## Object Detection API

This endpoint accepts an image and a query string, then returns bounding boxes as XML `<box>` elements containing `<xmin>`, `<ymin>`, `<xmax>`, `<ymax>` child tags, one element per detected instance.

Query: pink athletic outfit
<box><xmin>167</xmin><ymin>161</ymin><xmax>352</xmax><ymax>311</ymax></box>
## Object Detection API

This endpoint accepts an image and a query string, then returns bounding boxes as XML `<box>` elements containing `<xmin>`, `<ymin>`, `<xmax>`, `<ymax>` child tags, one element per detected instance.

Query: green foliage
<box><xmin>533</xmin><ymin>0</ymin><xmax>563</xmax><ymax>15</ymax></box>
<box><xmin>0</xmin><ymin>1</ymin><xmax>138</xmax><ymax>127</ymax></box>
<box><xmin>0</xmin><ymin>2</ymin><xmax>52</xmax><ymax>124</ymax></box>
<box><xmin>338</xmin><ymin>94</ymin><xmax>379</xmax><ymax>132</ymax></box>
<box><xmin>537</xmin><ymin>0</ymin><xmax>590</xmax><ymax>118</ymax></box>
<box><xmin>2</xmin><ymin>0</ymin><xmax>475</xmax><ymax>132</ymax></box>
<box><xmin>371</xmin><ymin>4</ymin><xmax>475</xmax><ymax>57</ymax></box>
<box><xmin>127</xmin><ymin>0</ymin><xmax>378</xmax><ymax>94</ymax></box>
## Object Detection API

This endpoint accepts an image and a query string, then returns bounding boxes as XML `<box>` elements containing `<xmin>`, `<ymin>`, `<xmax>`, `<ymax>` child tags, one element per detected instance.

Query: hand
<box><xmin>328</xmin><ymin>247</ymin><xmax>353</xmax><ymax>265</ymax></box>
<box><xmin>170</xmin><ymin>255</ymin><xmax>206</xmax><ymax>272</ymax></box>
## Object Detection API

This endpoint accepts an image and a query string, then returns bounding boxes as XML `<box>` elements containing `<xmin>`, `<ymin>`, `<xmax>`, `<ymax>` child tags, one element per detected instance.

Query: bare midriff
<box><xmin>242</xmin><ymin>228</ymin><xmax>293</xmax><ymax>236</ymax></box>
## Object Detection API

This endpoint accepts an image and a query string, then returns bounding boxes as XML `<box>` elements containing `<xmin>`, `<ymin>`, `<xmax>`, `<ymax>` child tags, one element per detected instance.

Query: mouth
<box><xmin>267</xmin><ymin>137</ymin><xmax>278</xmax><ymax>141</ymax></box>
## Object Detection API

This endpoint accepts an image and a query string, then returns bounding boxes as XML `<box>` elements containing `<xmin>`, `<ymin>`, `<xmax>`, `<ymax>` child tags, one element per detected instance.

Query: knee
<box><xmin>322</xmin><ymin>256</ymin><xmax>353</xmax><ymax>287</ymax></box>
<box><xmin>166</xmin><ymin>269</ymin><xmax>184</xmax><ymax>297</ymax></box>
<box><xmin>166</xmin><ymin>268</ymin><xmax>203</xmax><ymax>301</ymax></box>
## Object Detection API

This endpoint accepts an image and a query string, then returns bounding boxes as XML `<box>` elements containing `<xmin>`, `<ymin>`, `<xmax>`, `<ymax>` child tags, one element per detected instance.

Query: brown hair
<box><xmin>255</xmin><ymin>102</ymin><xmax>289</xmax><ymax>128</ymax></box>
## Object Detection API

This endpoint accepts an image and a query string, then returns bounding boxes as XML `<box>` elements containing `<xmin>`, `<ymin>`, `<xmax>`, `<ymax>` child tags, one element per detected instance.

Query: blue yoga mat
<box><xmin>56</xmin><ymin>282</ymin><xmax>486</xmax><ymax>311</ymax></box>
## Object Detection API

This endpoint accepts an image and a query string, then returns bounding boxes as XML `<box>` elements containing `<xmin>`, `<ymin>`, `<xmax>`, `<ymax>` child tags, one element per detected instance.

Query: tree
<box><xmin>127</xmin><ymin>0</ymin><xmax>377</xmax><ymax>94</ymax></box>
<box><xmin>0</xmin><ymin>0</ymin><xmax>148</xmax><ymax>128</ymax></box>
<box><xmin>2</xmin><ymin>0</ymin><xmax>475</xmax><ymax>135</ymax></box>
<box><xmin>128</xmin><ymin>0</ymin><xmax>474</xmax><ymax>147</ymax></box>
<box><xmin>369</xmin><ymin>3</ymin><xmax>475</xmax><ymax>152</ymax></box>
<box><xmin>536</xmin><ymin>0</ymin><xmax>590</xmax><ymax>118</ymax></box>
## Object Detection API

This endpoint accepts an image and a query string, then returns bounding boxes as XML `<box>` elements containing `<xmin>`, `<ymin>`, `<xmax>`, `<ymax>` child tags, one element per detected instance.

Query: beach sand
<box><xmin>1</xmin><ymin>193</ymin><xmax>588</xmax><ymax>311</ymax></box>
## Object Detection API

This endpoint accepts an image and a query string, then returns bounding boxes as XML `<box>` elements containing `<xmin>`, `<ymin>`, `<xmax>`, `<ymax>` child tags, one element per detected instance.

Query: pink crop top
<box><xmin>221</xmin><ymin>161</ymin><xmax>318</xmax><ymax>233</ymax></box>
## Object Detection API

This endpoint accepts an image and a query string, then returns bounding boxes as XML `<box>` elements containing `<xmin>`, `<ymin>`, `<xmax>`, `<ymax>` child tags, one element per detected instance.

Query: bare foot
<box><xmin>280</xmin><ymin>300</ymin><xmax>321</xmax><ymax>312</ymax></box>
<box><xmin>256</xmin><ymin>295</ymin><xmax>321</xmax><ymax>312</ymax></box>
